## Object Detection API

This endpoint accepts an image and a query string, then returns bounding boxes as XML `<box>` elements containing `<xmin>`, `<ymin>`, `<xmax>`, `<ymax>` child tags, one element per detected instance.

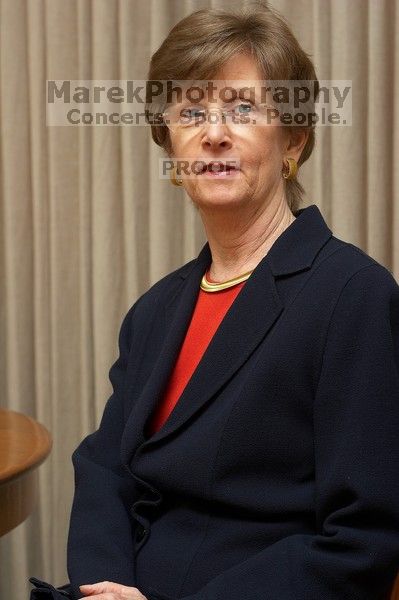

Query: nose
<box><xmin>201</xmin><ymin>112</ymin><xmax>233</xmax><ymax>152</ymax></box>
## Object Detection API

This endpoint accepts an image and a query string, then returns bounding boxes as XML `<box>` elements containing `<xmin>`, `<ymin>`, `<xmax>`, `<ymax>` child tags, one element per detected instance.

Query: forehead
<box><xmin>210</xmin><ymin>53</ymin><xmax>264</xmax><ymax>83</ymax></box>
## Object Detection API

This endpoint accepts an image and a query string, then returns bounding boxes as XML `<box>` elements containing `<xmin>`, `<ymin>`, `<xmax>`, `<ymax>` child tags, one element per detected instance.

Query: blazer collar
<box><xmin>121</xmin><ymin>204</ymin><xmax>332</xmax><ymax>462</ymax></box>
<box><xmin>179</xmin><ymin>203</ymin><xmax>333</xmax><ymax>281</ymax></box>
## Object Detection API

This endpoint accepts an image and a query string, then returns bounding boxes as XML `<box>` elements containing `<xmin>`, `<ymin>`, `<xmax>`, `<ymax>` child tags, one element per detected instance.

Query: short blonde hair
<box><xmin>147</xmin><ymin>1</ymin><xmax>319</xmax><ymax>213</ymax></box>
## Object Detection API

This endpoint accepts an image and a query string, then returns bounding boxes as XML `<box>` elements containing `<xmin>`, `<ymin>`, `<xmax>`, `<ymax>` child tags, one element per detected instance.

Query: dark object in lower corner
<box><xmin>29</xmin><ymin>577</ymin><xmax>73</xmax><ymax>599</ymax></box>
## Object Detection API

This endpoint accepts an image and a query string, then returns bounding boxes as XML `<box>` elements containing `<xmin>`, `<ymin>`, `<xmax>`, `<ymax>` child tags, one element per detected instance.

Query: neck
<box><xmin>199</xmin><ymin>193</ymin><xmax>296</xmax><ymax>282</ymax></box>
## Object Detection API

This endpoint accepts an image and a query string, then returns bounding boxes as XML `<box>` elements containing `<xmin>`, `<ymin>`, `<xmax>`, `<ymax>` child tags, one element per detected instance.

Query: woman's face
<box><xmin>167</xmin><ymin>53</ymin><xmax>304</xmax><ymax>213</ymax></box>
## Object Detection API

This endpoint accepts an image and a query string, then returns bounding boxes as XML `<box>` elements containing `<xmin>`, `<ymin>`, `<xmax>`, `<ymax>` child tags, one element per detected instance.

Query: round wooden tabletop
<box><xmin>0</xmin><ymin>408</ymin><xmax>52</xmax><ymax>537</ymax></box>
<box><xmin>392</xmin><ymin>575</ymin><xmax>399</xmax><ymax>600</ymax></box>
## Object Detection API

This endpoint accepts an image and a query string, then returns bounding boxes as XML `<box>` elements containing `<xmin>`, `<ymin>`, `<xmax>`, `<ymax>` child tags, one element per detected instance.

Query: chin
<box><xmin>193</xmin><ymin>192</ymin><xmax>248</xmax><ymax>210</ymax></box>
<box><xmin>189</xmin><ymin>182</ymin><xmax>246</xmax><ymax>208</ymax></box>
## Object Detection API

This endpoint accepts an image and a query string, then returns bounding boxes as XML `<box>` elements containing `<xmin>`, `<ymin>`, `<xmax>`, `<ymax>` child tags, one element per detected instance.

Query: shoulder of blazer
<box><xmin>319</xmin><ymin>235</ymin><xmax>398</xmax><ymax>288</ymax></box>
<box><xmin>123</xmin><ymin>236</ymin><xmax>398</xmax><ymax>335</ymax></box>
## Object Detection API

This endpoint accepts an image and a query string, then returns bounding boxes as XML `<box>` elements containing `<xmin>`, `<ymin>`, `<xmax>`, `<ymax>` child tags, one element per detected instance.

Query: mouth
<box><xmin>199</xmin><ymin>161</ymin><xmax>241</xmax><ymax>178</ymax></box>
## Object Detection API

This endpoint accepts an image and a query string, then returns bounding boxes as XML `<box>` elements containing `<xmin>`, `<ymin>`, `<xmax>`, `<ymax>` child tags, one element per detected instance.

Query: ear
<box><xmin>284</xmin><ymin>127</ymin><xmax>309</xmax><ymax>163</ymax></box>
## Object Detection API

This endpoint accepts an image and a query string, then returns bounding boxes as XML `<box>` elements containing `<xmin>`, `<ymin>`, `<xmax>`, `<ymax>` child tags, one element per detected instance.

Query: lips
<box><xmin>200</xmin><ymin>161</ymin><xmax>239</xmax><ymax>174</ymax></box>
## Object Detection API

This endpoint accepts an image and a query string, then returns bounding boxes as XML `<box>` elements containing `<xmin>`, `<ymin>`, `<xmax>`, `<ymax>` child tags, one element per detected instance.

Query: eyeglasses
<box><xmin>162</xmin><ymin>101</ymin><xmax>277</xmax><ymax>129</ymax></box>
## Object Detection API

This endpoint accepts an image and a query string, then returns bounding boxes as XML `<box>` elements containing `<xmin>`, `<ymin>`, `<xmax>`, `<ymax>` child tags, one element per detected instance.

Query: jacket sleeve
<box><xmin>147</xmin><ymin>264</ymin><xmax>399</xmax><ymax>600</ymax></box>
<box><xmin>66</xmin><ymin>301</ymin><xmax>140</xmax><ymax>600</ymax></box>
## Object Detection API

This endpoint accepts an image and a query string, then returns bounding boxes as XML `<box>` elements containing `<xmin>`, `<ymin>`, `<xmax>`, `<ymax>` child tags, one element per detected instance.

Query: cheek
<box><xmin>250</xmin><ymin>133</ymin><xmax>285</xmax><ymax>184</ymax></box>
<box><xmin>252</xmin><ymin>145</ymin><xmax>284</xmax><ymax>178</ymax></box>
<box><xmin>168</xmin><ymin>130</ymin><xmax>196</xmax><ymax>157</ymax></box>
<box><xmin>243</xmin><ymin>125</ymin><xmax>284</xmax><ymax>161</ymax></box>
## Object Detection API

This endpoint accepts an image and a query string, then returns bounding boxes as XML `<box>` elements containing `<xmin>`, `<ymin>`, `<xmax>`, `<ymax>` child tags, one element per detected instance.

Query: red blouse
<box><xmin>147</xmin><ymin>269</ymin><xmax>247</xmax><ymax>436</ymax></box>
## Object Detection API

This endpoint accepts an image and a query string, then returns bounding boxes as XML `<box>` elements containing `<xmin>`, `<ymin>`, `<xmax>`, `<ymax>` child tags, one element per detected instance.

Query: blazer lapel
<box><xmin>120</xmin><ymin>204</ymin><xmax>332</xmax><ymax>463</ymax></box>
<box><xmin>120</xmin><ymin>243</ymin><xmax>212</xmax><ymax>463</ymax></box>
<box><xmin>144</xmin><ymin>257</ymin><xmax>282</xmax><ymax>447</ymax></box>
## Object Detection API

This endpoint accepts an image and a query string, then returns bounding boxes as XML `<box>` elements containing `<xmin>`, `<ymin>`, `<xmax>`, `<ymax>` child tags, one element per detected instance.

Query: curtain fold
<box><xmin>0</xmin><ymin>1</ymin><xmax>398</xmax><ymax>597</ymax></box>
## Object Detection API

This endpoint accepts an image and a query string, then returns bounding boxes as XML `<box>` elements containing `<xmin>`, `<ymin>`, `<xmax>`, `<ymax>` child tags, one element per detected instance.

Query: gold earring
<box><xmin>170</xmin><ymin>165</ymin><xmax>183</xmax><ymax>186</ymax></box>
<box><xmin>282</xmin><ymin>157</ymin><xmax>298</xmax><ymax>180</ymax></box>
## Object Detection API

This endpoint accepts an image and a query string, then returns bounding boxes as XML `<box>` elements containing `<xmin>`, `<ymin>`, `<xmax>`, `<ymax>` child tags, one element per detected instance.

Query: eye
<box><xmin>233</xmin><ymin>102</ymin><xmax>254</xmax><ymax>115</ymax></box>
<box><xmin>180</xmin><ymin>107</ymin><xmax>206</xmax><ymax>121</ymax></box>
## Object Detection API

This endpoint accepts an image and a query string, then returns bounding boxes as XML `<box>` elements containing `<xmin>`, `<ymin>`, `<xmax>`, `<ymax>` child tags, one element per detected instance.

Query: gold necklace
<box><xmin>200</xmin><ymin>268</ymin><xmax>253</xmax><ymax>292</ymax></box>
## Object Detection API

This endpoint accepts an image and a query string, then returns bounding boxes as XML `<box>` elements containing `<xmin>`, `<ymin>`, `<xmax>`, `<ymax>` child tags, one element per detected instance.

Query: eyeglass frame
<box><xmin>161</xmin><ymin>101</ymin><xmax>278</xmax><ymax>129</ymax></box>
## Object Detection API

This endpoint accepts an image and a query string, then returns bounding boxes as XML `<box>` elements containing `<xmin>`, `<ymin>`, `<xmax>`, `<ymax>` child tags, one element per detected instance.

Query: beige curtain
<box><xmin>0</xmin><ymin>0</ymin><xmax>397</xmax><ymax>597</ymax></box>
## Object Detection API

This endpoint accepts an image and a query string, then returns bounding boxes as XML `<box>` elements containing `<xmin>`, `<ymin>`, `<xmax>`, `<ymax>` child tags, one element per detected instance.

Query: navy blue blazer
<box><xmin>30</xmin><ymin>204</ymin><xmax>399</xmax><ymax>600</ymax></box>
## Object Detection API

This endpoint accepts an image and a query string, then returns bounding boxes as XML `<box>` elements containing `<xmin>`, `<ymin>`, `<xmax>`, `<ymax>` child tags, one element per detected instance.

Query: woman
<box><xmin>30</xmin><ymin>3</ymin><xmax>399</xmax><ymax>600</ymax></box>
